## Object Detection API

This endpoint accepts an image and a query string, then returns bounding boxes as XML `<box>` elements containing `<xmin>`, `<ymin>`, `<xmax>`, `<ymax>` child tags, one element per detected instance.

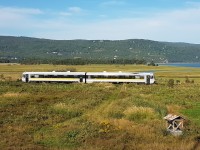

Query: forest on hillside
<box><xmin>1</xmin><ymin>36</ymin><xmax>200</xmax><ymax>64</ymax></box>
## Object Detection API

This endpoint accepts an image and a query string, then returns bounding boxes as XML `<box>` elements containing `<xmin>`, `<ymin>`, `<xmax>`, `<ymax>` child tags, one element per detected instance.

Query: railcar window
<box><xmin>48</xmin><ymin>75</ymin><xmax>54</xmax><ymax>78</ymax></box>
<box><xmin>91</xmin><ymin>75</ymin><xmax>97</xmax><ymax>78</ymax></box>
<box><xmin>119</xmin><ymin>76</ymin><xmax>125</xmax><ymax>79</ymax></box>
<box><xmin>135</xmin><ymin>76</ymin><xmax>140</xmax><ymax>79</ymax></box>
<box><xmin>47</xmin><ymin>75</ymin><xmax>57</xmax><ymax>78</ymax></box>
<box><xmin>115</xmin><ymin>76</ymin><xmax>119</xmax><ymax>79</ymax></box>
<box><xmin>78</xmin><ymin>75</ymin><xmax>84</xmax><ymax>78</ymax></box>
<box><xmin>101</xmin><ymin>76</ymin><xmax>107</xmax><ymax>78</ymax></box>
<box><xmin>34</xmin><ymin>75</ymin><xmax>39</xmax><ymax>78</ymax></box>
<box><xmin>140</xmin><ymin>76</ymin><xmax>144</xmax><ymax>79</ymax></box>
<box><xmin>125</xmin><ymin>76</ymin><xmax>129</xmax><ymax>79</ymax></box>
<box><xmin>39</xmin><ymin>75</ymin><xmax>44</xmax><ymax>78</ymax></box>
<box><xmin>57</xmin><ymin>75</ymin><xmax>65</xmax><ymax>78</ymax></box>
<box><xmin>48</xmin><ymin>75</ymin><xmax>53</xmax><ymax>78</ymax></box>
<box><xmin>86</xmin><ymin>75</ymin><xmax>91</xmax><ymax>79</ymax></box>
<box><xmin>108</xmin><ymin>76</ymin><xmax>113</xmax><ymax>79</ymax></box>
<box><xmin>66</xmin><ymin>75</ymin><xmax>72</xmax><ymax>78</ymax></box>
<box><xmin>129</xmin><ymin>76</ymin><xmax>136</xmax><ymax>79</ymax></box>
<box><xmin>113</xmin><ymin>76</ymin><xmax>118</xmax><ymax>79</ymax></box>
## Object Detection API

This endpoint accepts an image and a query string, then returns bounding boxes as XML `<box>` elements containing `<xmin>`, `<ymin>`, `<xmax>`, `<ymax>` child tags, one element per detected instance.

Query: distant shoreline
<box><xmin>158</xmin><ymin>63</ymin><xmax>200</xmax><ymax>68</ymax></box>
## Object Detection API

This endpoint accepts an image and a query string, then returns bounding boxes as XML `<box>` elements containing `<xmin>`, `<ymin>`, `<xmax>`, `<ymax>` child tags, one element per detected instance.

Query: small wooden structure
<box><xmin>164</xmin><ymin>114</ymin><xmax>185</xmax><ymax>136</ymax></box>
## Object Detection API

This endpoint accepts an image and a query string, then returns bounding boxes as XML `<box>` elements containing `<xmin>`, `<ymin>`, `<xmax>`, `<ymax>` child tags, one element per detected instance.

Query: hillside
<box><xmin>1</xmin><ymin>36</ymin><xmax>200</xmax><ymax>63</ymax></box>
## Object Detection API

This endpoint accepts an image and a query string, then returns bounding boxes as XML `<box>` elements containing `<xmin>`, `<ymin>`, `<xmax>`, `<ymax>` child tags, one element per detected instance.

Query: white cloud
<box><xmin>0</xmin><ymin>6</ymin><xmax>43</xmax><ymax>15</ymax></box>
<box><xmin>101</xmin><ymin>0</ymin><xmax>126</xmax><ymax>6</ymax></box>
<box><xmin>59</xmin><ymin>6</ymin><xmax>83</xmax><ymax>17</ymax></box>
<box><xmin>0</xmin><ymin>5</ymin><xmax>200</xmax><ymax>43</ymax></box>
<box><xmin>99</xmin><ymin>14</ymin><xmax>108</xmax><ymax>18</ymax></box>
<box><xmin>0</xmin><ymin>7</ymin><xmax>43</xmax><ymax>28</ymax></box>
<box><xmin>185</xmin><ymin>1</ymin><xmax>200</xmax><ymax>7</ymax></box>
<box><xmin>59</xmin><ymin>12</ymin><xmax>72</xmax><ymax>16</ymax></box>
<box><xmin>33</xmin><ymin>6</ymin><xmax>200</xmax><ymax>43</ymax></box>
<box><xmin>68</xmin><ymin>7</ymin><xmax>82</xmax><ymax>13</ymax></box>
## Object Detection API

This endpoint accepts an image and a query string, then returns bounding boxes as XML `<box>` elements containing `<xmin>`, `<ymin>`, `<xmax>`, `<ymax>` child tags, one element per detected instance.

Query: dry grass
<box><xmin>123</xmin><ymin>106</ymin><xmax>157</xmax><ymax>121</ymax></box>
<box><xmin>167</xmin><ymin>105</ymin><xmax>184</xmax><ymax>114</ymax></box>
<box><xmin>1</xmin><ymin>63</ymin><xmax>200</xmax><ymax>82</ymax></box>
<box><xmin>2</xmin><ymin>92</ymin><xmax>29</xmax><ymax>98</ymax></box>
<box><xmin>0</xmin><ymin>64</ymin><xmax>200</xmax><ymax>150</ymax></box>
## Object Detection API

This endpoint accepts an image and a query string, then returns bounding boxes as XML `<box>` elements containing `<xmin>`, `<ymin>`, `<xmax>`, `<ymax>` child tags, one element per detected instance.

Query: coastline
<box><xmin>158</xmin><ymin>63</ymin><xmax>200</xmax><ymax>68</ymax></box>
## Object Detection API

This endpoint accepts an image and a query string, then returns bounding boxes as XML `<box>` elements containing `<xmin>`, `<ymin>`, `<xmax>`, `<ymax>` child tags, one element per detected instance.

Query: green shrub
<box><xmin>167</xmin><ymin>79</ymin><xmax>174</xmax><ymax>88</ymax></box>
<box><xmin>108</xmin><ymin>111</ymin><xmax>125</xmax><ymax>119</ymax></box>
<box><xmin>185</xmin><ymin>76</ymin><xmax>190</xmax><ymax>83</ymax></box>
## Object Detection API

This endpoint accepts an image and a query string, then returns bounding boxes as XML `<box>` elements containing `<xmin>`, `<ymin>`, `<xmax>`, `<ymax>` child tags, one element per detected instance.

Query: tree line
<box><xmin>18</xmin><ymin>58</ymin><xmax>146</xmax><ymax>65</ymax></box>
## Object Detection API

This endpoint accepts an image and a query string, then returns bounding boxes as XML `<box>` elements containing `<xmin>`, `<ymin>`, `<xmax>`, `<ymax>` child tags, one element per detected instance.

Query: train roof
<box><xmin>23</xmin><ymin>71</ymin><xmax>85</xmax><ymax>75</ymax></box>
<box><xmin>86</xmin><ymin>72</ymin><xmax>153</xmax><ymax>76</ymax></box>
<box><xmin>23</xmin><ymin>71</ymin><xmax>154</xmax><ymax>76</ymax></box>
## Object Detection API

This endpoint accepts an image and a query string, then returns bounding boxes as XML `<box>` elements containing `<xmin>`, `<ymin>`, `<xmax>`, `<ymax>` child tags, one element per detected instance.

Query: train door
<box><xmin>79</xmin><ymin>76</ymin><xmax>83</xmax><ymax>83</ymax></box>
<box><xmin>146</xmin><ymin>75</ymin><xmax>150</xmax><ymax>85</ymax></box>
<box><xmin>25</xmin><ymin>74</ymin><xmax>29</xmax><ymax>83</ymax></box>
<box><xmin>84</xmin><ymin>73</ymin><xmax>87</xmax><ymax>83</ymax></box>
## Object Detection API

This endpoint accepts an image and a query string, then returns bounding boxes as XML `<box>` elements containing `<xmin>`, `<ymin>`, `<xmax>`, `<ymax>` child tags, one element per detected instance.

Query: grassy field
<box><xmin>0</xmin><ymin>64</ymin><xmax>200</xmax><ymax>150</ymax></box>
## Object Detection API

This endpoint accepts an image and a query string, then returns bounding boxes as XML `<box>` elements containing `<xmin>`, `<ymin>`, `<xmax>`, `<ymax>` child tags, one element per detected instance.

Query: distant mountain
<box><xmin>0</xmin><ymin>36</ymin><xmax>200</xmax><ymax>63</ymax></box>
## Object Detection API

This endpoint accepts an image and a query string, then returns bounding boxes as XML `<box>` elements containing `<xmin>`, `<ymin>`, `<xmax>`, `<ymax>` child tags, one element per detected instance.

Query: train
<box><xmin>22</xmin><ymin>71</ymin><xmax>155</xmax><ymax>84</ymax></box>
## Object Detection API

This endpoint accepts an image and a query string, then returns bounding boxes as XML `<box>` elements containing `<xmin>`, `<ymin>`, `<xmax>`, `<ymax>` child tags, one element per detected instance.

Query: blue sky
<box><xmin>0</xmin><ymin>0</ymin><xmax>200</xmax><ymax>43</ymax></box>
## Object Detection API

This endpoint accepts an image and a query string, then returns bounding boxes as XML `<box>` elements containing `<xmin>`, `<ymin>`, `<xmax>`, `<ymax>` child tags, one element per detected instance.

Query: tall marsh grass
<box><xmin>1</xmin><ymin>64</ymin><xmax>200</xmax><ymax>149</ymax></box>
<box><xmin>124</xmin><ymin>106</ymin><xmax>157</xmax><ymax>122</ymax></box>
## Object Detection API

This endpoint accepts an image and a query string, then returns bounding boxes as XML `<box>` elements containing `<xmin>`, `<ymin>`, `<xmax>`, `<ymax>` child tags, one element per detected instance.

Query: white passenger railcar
<box><xmin>22</xmin><ymin>71</ymin><xmax>86</xmax><ymax>83</ymax></box>
<box><xmin>86</xmin><ymin>72</ymin><xmax>155</xmax><ymax>84</ymax></box>
<box><xmin>22</xmin><ymin>71</ymin><xmax>155</xmax><ymax>84</ymax></box>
